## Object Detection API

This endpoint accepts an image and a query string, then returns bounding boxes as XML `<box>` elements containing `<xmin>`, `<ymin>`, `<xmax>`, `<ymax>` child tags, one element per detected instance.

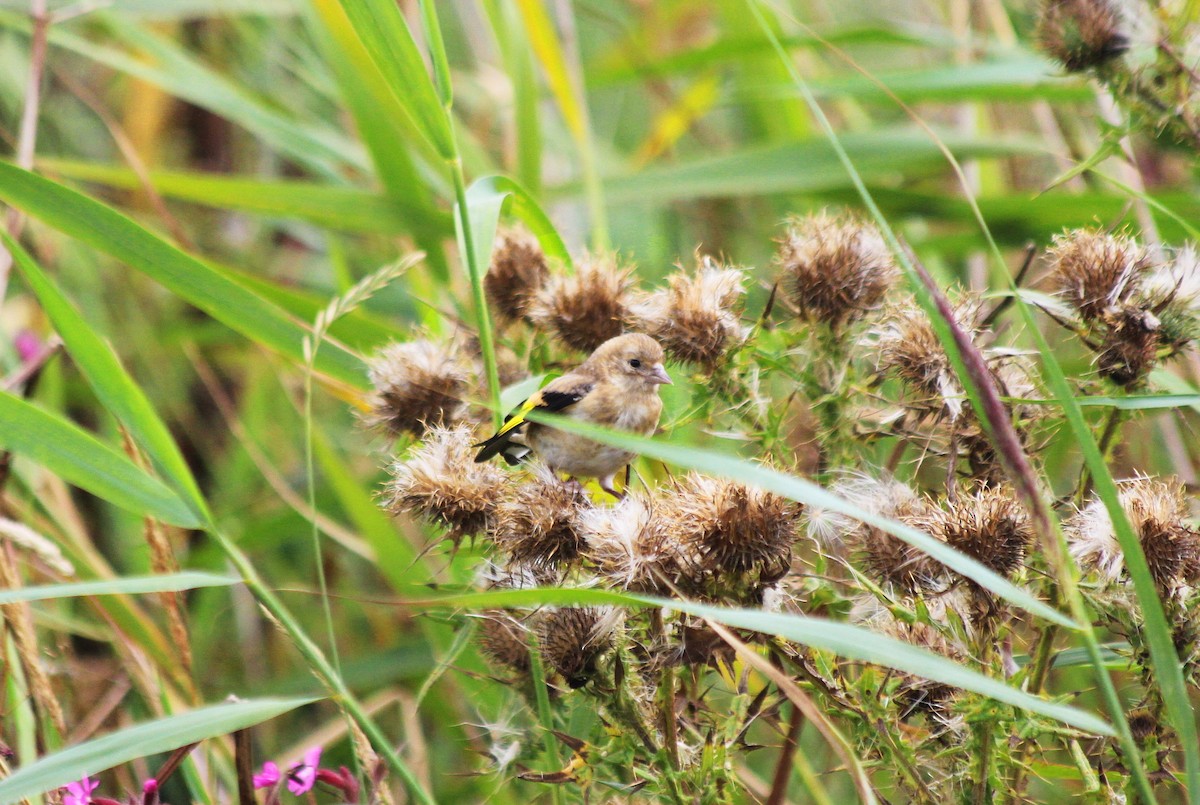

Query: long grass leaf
<box><xmin>335</xmin><ymin>0</ymin><xmax>454</xmax><ymax>159</ymax></box>
<box><xmin>5</xmin><ymin>233</ymin><xmax>209</xmax><ymax>522</ymax></box>
<box><xmin>0</xmin><ymin>392</ymin><xmax>199</xmax><ymax>529</ymax></box>
<box><xmin>38</xmin><ymin>159</ymin><xmax>451</xmax><ymax>236</ymax></box>
<box><xmin>522</xmin><ymin>414</ymin><xmax>1074</xmax><ymax>629</ymax></box>
<box><xmin>0</xmin><ymin>573</ymin><xmax>239</xmax><ymax>605</ymax></box>
<box><xmin>405</xmin><ymin>588</ymin><xmax>1111</xmax><ymax>736</ymax></box>
<box><xmin>0</xmin><ymin>163</ymin><xmax>366</xmax><ymax>389</ymax></box>
<box><xmin>0</xmin><ymin>697</ymin><xmax>319</xmax><ymax>804</ymax></box>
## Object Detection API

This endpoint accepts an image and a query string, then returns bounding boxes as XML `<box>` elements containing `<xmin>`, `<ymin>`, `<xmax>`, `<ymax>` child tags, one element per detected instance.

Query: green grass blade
<box><xmin>409</xmin><ymin>588</ymin><xmax>1111</xmax><ymax>736</ymax></box>
<box><xmin>465</xmin><ymin>175</ymin><xmax>572</xmax><ymax>274</ymax></box>
<box><xmin>0</xmin><ymin>392</ymin><xmax>200</xmax><ymax>528</ymax></box>
<box><xmin>0</xmin><ymin>163</ymin><xmax>365</xmax><ymax>389</ymax></box>
<box><xmin>0</xmin><ymin>697</ymin><xmax>319</xmax><ymax>804</ymax></box>
<box><xmin>523</xmin><ymin>413</ymin><xmax>1075</xmax><ymax>629</ymax></box>
<box><xmin>39</xmin><ymin>159</ymin><xmax>451</xmax><ymax>236</ymax></box>
<box><xmin>584</xmin><ymin>128</ymin><xmax>1044</xmax><ymax>202</ymax></box>
<box><xmin>0</xmin><ymin>573</ymin><xmax>239</xmax><ymax>605</ymax></box>
<box><xmin>6</xmin><ymin>232</ymin><xmax>209</xmax><ymax>522</ymax></box>
<box><xmin>0</xmin><ymin>10</ymin><xmax>362</xmax><ymax>179</ymax></box>
<box><xmin>335</xmin><ymin>0</ymin><xmax>455</xmax><ymax>159</ymax></box>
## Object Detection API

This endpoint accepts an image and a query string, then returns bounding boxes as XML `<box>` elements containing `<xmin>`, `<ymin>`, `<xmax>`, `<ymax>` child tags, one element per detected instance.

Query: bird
<box><xmin>474</xmin><ymin>333</ymin><xmax>672</xmax><ymax>498</ymax></box>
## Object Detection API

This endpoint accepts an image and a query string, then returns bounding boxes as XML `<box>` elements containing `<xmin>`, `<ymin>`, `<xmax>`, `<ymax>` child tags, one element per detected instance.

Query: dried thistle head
<box><xmin>626</xmin><ymin>255</ymin><xmax>748</xmax><ymax>370</ymax></box>
<box><xmin>364</xmin><ymin>339</ymin><xmax>469</xmax><ymax>437</ymax></box>
<box><xmin>661</xmin><ymin>473</ymin><xmax>800</xmax><ymax>580</ymax></box>
<box><xmin>527</xmin><ymin>255</ymin><xmax>635</xmax><ymax>353</ymax></box>
<box><xmin>874</xmin><ymin>299</ymin><xmax>985</xmax><ymax>421</ymax></box>
<box><xmin>383</xmin><ymin>424</ymin><xmax>508</xmax><ymax>542</ymax></box>
<box><xmin>492</xmin><ymin>465</ymin><xmax>590</xmax><ymax>568</ymax></box>
<box><xmin>579</xmin><ymin>490</ymin><xmax>694</xmax><ymax>593</ymax></box>
<box><xmin>880</xmin><ymin>618</ymin><xmax>967</xmax><ymax>725</ymax></box>
<box><xmin>1046</xmin><ymin>229</ymin><xmax>1149</xmax><ymax>322</ymax></box>
<box><xmin>1066</xmin><ymin>477</ymin><xmax>1200</xmax><ymax>594</ymax></box>
<box><xmin>929</xmin><ymin>487</ymin><xmax>1033</xmax><ymax>579</ymax></box>
<box><xmin>775</xmin><ymin>212</ymin><xmax>898</xmax><ymax>329</ymax></box>
<box><xmin>536</xmin><ymin>607</ymin><xmax>623</xmax><ymax>688</ymax></box>
<box><xmin>485</xmin><ymin>227</ymin><xmax>550</xmax><ymax>324</ymax></box>
<box><xmin>476</xmin><ymin>558</ymin><xmax>562</xmax><ymax>591</ymax></box>
<box><xmin>1096</xmin><ymin>304</ymin><xmax>1161</xmax><ymax>386</ymax></box>
<box><xmin>1037</xmin><ymin>0</ymin><xmax>1130</xmax><ymax>72</ymax></box>
<box><xmin>1142</xmin><ymin>246</ymin><xmax>1200</xmax><ymax>351</ymax></box>
<box><xmin>816</xmin><ymin>477</ymin><xmax>945</xmax><ymax>593</ymax></box>
<box><xmin>477</xmin><ymin>612</ymin><xmax>533</xmax><ymax>675</ymax></box>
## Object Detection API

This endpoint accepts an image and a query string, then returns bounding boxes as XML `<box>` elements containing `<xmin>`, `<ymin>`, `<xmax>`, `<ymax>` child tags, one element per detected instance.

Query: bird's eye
<box><xmin>629</xmin><ymin>359</ymin><xmax>642</xmax><ymax>368</ymax></box>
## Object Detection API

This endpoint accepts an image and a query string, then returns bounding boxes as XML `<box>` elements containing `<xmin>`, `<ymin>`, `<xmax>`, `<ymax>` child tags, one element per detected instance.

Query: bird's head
<box><xmin>589</xmin><ymin>333</ymin><xmax>673</xmax><ymax>389</ymax></box>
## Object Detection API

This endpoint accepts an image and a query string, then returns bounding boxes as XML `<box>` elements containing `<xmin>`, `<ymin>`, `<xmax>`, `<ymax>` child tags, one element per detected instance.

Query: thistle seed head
<box><xmin>536</xmin><ymin>607</ymin><xmax>623</xmax><ymax>688</ymax></box>
<box><xmin>364</xmin><ymin>339</ymin><xmax>469</xmax><ymax>437</ymax></box>
<box><xmin>579</xmin><ymin>490</ymin><xmax>695</xmax><ymax>594</ymax></box>
<box><xmin>874</xmin><ymin>299</ymin><xmax>985</xmax><ymax>421</ymax></box>
<box><xmin>1066</xmin><ymin>476</ymin><xmax>1200</xmax><ymax>594</ymax></box>
<box><xmin>775</xmin><ymin>211</ymin><xmax>898</xmax><ymax>329</ymax></box>
<box><xmin>478</xmin><ymin>612</ymin><xmax>533</xmax><ymax>675</ymax></box>
<box><xmin>1047</xmin><ymin>229</ymin><xmax>1149</xmax><ymax>321</ymax></box>
<box><xmin>660</xmin><ymin>473</ymin><xmax>800</xmax><ymax>580</ymax></box>
<box><xmin>492</xmin><ymin>465</ymin><xmax>590</xmax><ymax>568</ymax></box>
<box><xmin>930</xmin><ymin>487</ymin><xmax>1033</xmax><ymax>580</ymax></box>
<box><xmin>527</xmin><ymin>255</ymin><xmax>635</xmax><ymax>353</ymax></box>
<box><xmin>1037</xmin><ymin>0</ymin><xmax>1130</xmax><ymax>73</ymax></box>
<box><xmin>383</xmin><ymin>424</ymin><xmax>508</xmax><ymax>542</ymax></box>
<box><xmin>1096</xmin><ymin>304</ymin><xmax>1161</xmax><ymax>387</ymax></box>
<box><xmin>485</xmin><ymin>227</ymin><xmax>550</xmax><ymax>324</ymax></box>
<box><xmin>626</xmin><ymin>254</ymin><xmax>748</xmax><ymax>370</ymax></box>
<box><xmin>825</xmin><ymin>477</ymin><xmax>946</xmax><ymax>593</ymax></box>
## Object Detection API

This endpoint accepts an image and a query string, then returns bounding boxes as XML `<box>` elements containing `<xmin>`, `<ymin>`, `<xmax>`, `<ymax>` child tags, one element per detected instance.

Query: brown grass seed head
<box><xmin>579</xmin><ymin>489</ymin><xmax>697</xmax><ymax>594</ymax></box>
<box><xmin>492</xmin><ymin>464</ymin><xmax>591</xmax><ymax>568</ymax></box>
<box><xmin>536</xmin><ymin>607</ymin><xmax>623</xmax><ymax>688</ymax></box>
<box><xmin>660</xmin><ymin>473</ymin><xmax>800</xmax><ymax>580</ymax></box>
<box><xmin>1047</xmin><ymin>229</ymin><xmax>1149</xmax><ymax>322</ymax></box>
<box><xmin>1036</xmin><ymin>0</ymin><xmax>1130</xmax><ymax>73</ymax></box>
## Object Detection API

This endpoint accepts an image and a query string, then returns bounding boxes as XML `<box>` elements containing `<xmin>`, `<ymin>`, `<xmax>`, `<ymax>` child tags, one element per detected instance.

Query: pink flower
<box><xmin>13</xmin><ymin>331</ymin><xmax>40</xmax><ymax>364</ymax></box>
<box><xmin>252</xmin><ymin>761</ymin><xmax>280</xmax><ymax>789</ymax></box>
<box><xmin>63</xmin><ymin>776</ymin><xmax>99</xmax><ymax>805</ymax></box>
<box><xmin>286</xmin><ymin>747</ymin><xmax>322</xmax><ymax>796</ymax></box>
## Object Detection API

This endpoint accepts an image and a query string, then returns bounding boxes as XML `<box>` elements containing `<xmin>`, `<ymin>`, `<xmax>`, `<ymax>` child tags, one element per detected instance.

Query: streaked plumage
<box><xmin>474</xmin><ymin>333</ymin><xmax>672</xmax><ymax>497</ymax></box>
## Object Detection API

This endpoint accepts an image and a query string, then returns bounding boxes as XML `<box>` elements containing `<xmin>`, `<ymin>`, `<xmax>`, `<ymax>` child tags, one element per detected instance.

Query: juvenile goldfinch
<box><xmin>474</xmin><ymin>333</ymin><xmax>672</xmax><ymax>498</ymax></box>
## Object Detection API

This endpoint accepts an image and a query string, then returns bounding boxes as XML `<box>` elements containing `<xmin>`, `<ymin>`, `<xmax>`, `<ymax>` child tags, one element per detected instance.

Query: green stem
<box><xmin>451</xmin><ymin>157</ymin><xmax>503</xmax><ymax>428</ymax></box>
<box><xmin>526</xmin><ymin>631</ymin><xmax>565</xmax><ymax>805</ymax></box>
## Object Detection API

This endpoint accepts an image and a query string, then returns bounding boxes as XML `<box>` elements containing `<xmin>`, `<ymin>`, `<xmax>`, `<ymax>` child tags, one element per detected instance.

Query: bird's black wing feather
<box><xmin>473</xmin><ymin>383</ymin><xmax>592</xmax><ymax>463</ymax></box>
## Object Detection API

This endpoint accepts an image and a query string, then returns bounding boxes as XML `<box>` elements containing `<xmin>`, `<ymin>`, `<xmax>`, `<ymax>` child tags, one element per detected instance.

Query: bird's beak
<box><xmin>650</xmin><ymin>364</ymin><xmax>673</xmax><ymax>385</ymax></box>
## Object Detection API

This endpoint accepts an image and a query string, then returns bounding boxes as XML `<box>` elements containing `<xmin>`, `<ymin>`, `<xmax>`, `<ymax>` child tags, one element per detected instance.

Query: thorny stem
<box><xmin>650</xmin><ymin>609</ymin><xmax>681</xmax><ymax>771</ymax></box>
<box><xmin>972</xmin><ymin>641</ymin><xmax>996</xmax><ymax>804</ymax></box>
<box><xmin>525</xmin><ymin>630</ymin><xmax>565</xmax><ymax>805</ymax></box>
<box><xmin>1078</xmin><ymin>408</ymin><xmax>1126</xmax><ymax>504</ymax></box>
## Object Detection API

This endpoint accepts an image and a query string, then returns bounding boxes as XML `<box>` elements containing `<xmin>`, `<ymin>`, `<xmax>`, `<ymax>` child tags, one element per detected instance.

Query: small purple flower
<box><xmin>13</xmin><ymin>331</ymin><xmax>40</xmax><ymax>364</ymax></box>
<box><xmin>63</xmin><ymin>776</ymin><xmax>99</xmax><ymax>805</ymax></box>
<box><xmin>253</xmin><ymin>761</ymin><xmax>280</xmax><ymax>789</ymax></box>
<box><xmin>286</xmin><ymin>747</ymin><xmax>322</xmax><ymax>796</ymax></box>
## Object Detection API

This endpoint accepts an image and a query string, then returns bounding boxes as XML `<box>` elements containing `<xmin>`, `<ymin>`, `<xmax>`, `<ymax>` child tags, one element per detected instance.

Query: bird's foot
<box><xmin>563</xmin><ymin>477</ymin><xmax>586</xmax><ymax>495</ymax></box>
<box><xmin>598</xmin><ymin>474</ymin><xmax>624</xmax><ymax>501</ymax></box>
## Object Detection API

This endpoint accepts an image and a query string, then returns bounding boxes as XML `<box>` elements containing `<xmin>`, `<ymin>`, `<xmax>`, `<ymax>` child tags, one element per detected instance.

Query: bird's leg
<box><xmin>562</xmin><ymin>476</ymin><xmax>586</xmax><ymax>495</ymax></box>
<box><xmin>598</xmin><ymin>473</ymin><xmax>624</xmax><ymax>501</ymax></box>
